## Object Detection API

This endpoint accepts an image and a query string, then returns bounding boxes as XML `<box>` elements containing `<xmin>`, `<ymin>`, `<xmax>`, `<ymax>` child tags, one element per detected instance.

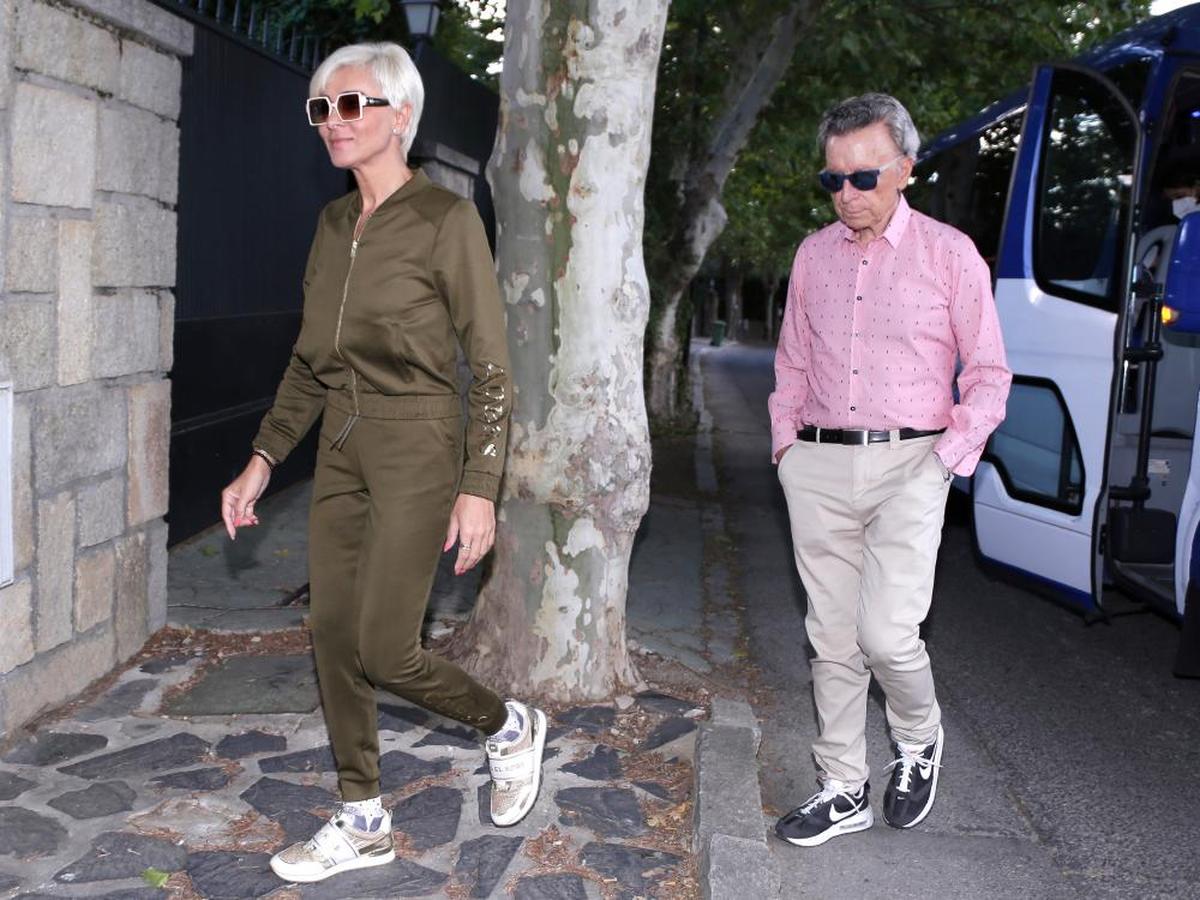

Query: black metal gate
<box><xmin>168</xmin><ymin>18</ymin><xmax>344</xmax><ymax>544</ymax></box>
<box><xmin>162</xmin><ymin>5</ymin><xmax>501</xmax><ymax>545</ymax></box>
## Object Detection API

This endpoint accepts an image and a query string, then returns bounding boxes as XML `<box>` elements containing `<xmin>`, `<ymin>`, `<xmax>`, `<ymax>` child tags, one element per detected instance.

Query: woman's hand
<box><xmin>220</xmin><ymin>456</ymin><xmax>272</xmax><ymax>540</ymax></box>
<box><xmin>444</xmin><ymin>493</ymin><xmax>496</xmax><ymax>575</ymax></box>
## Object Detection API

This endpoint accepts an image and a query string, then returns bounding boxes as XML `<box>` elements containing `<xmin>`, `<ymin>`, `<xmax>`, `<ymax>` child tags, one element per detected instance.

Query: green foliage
<box><xmin>263</xmin><ymin>0</ymin><xmax>504</xmax><ymax>83</ymax></box>
<box><xmin>650</xmin><ymin>0</ymin><xmax>1153</xmax><ymax>287</ymax></box>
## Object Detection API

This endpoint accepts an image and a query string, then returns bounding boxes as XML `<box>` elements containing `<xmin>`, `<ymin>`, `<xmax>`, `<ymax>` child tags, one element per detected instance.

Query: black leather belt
<box><xmin>797</xmin><ymin>426</ymin><xmax>945</xmax><ymax>445</ymax></box>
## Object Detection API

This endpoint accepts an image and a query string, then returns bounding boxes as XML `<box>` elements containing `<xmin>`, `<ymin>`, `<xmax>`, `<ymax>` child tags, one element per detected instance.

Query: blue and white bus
<box><xmin>907</xmin><ymin>5</ymin><xmax>1200</xmax><ymax>673</ymax></box>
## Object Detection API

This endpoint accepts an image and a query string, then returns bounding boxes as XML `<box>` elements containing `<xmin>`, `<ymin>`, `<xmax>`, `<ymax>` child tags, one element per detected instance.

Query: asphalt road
<box><xmin>701</xmin><ymin>342</ymin><xmax>1200</xmax><ymax>900</ymax></box>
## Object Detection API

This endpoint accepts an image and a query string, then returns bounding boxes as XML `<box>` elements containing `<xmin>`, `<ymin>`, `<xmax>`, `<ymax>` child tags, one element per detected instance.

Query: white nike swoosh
<box><xmin>829</xmin><ymin>804</ymin><xmax>861</xmax><ymax>822</ymax></box>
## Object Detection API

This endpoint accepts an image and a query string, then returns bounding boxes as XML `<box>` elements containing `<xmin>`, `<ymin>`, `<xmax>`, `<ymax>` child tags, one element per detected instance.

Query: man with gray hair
<box><xmin>769</xmin><ymin>93</ymin><xmax>1010</xmax><ymax>846</ymax></box>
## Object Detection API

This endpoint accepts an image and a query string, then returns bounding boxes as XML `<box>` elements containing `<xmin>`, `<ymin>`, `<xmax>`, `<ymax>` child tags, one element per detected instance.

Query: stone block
<box><xmin>0</xmin><ymin>578</ymin><xmax>34</xmax><ymax>675</ymax></box>
<box><xmin>127</xmin><ymin>379</ymin><xmax>169</xmax><ymax>526</ymax></box>
<box><xmin>57</xmin><ymin>218</ymin><xmax>94</xmax><ymax>386</ymax></box>
<box><xmin>33</xmin><ymin>384</ymin><xmax>126</xmax><ymax>490</ymax></box>
<box><xmin>74</xmin><ymin>544</ymin><xmax>115</xmax><ymax>633</ymax></box>
<box><xmin>147</xmin><ymin>519</ymin><xmax>167</xmax><ymax>631</ymax></box>
<box><xmin>0</xmin><ymin>297</ymin><xmax>55</xmax><ymax>391</ymax></box>
<box><xmin>73</xmin><ymin>0</ymin><xmax>193</xmax><ymax>58</ymax></box>
<box><xmin>710</xmin><ymin>697</ymin><xmax>762</xmax><ymax>750</ymax></box>
<box><xmin>11</xmin><ymin>400</ymin><xmax>33</xmax><ymax>572</ymax></box>
<box><xmin>92</xmin><ymin>197</ymin><xmax>175</xmax><ymax>287</ymax></box>
<box><xmin>159</xmin><ymin>291</ymin><xmax>175</xmax><ymax>372</ymax></box>
<box><xmin>114</xmin><ymin>529</ymin><xmax>148</xmax><ymax>658</ymax></box>
<box><xmin>0</xmin><ymin>625</ymin><xmax>115</xmax><ymax>736</ymax></box>
<box><xmin>96</xmin><ymin>104</ymin><xmax>179</xmax><ymax>203</ymax></box>
<box><xmin>11</xmin><ymin>82</ymin><xmax>96</xmax><ymax>209</ymax></box>
<box><xmin>692</xmin><ymin>723</ymin><xmax>767</xmax><ymax>851</ymax></box>
<box><xmin>77</xmin><ymin>476</ymin><xmax>124</xmax><ymax>548</ymax></box>
<box><xmin>5</xmin><ymin>214</ymin><xmax>57</xmax><ymax>293</ymax></box>
<box><xmin>15</xmin><ymin>0</ymin><xmax>120</xmax><ymax>94</ymax></box>
<box><xmin>118</xmin><ymin>39</ymin><xmax>182</xmax><ymax>119</ymax></box>
<box><xmin>92</xmin><ymin>290</ymin><xmax>159</xmax><ymax>378</ymax></box>
<box><xmin>0</xmin><ymin>0</ymin><xmax>13</xmax><ymax>105</ymax></box>
<box><xmin>36</xmin><ymin>490</ymin><xmax>76</xmax><ymax>652</ymax></box>
<box><xmin>700</xmin><ymin>833</ymin><xmax>778</xmax><ymax>900</ymax></box>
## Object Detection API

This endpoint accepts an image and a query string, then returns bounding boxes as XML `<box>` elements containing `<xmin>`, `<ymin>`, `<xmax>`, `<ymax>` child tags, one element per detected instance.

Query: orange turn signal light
<box><xmin>1162</xmin><ymin>305</ymin><xmax>1181</xmax><ymax>327</ymax></box>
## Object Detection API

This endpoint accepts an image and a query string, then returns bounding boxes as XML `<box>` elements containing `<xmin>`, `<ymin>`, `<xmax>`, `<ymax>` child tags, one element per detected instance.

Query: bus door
<box><xmin>973</xmin><ymin>63</ymin><xmax>1144</xmax><ymax>609</ymax></box>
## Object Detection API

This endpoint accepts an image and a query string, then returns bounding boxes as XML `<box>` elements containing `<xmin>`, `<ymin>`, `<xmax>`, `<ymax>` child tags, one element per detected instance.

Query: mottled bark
<box><xmin>646</xmin><ymin>0</ymin><xmax>816</xmax><ymax>421</ymax></box>
<box><xmin>447</xmin><ymin>0</ymin><xmax>668</xmax><ymax>701</ymax></box>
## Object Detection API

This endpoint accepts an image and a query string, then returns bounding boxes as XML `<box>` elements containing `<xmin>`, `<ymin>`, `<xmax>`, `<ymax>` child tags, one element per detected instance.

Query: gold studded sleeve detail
<box><xmin>430</xmin><ymin>198</ymin><xmax>512</xmax><ymax>502</ymax></box>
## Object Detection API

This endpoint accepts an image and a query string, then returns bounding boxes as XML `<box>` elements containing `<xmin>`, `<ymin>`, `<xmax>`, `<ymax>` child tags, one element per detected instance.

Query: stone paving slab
<box><xmin>0</xmin><ymin>652</ymin><xmax>699</xmax><ymax>899</ymax></box>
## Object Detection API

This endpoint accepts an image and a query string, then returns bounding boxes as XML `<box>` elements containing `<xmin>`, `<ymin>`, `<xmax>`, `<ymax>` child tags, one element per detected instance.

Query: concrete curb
<box><xmin>693</xmin><ymin>697</ymin><xmax>779</xmax><ymax>899</ymax></box>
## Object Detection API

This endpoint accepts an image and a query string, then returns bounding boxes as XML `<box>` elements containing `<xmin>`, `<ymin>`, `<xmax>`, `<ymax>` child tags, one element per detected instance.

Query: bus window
<box><xmin>985</xmin><ymin>379</ymin><xmax>1085</xmax><ymax>514</ymax></box>
<box><xmin>909</xmin><ymin>111</ymin><xmax>1021</xmax><ymax>273</ymax></box>
<box><xmin>1107</xmin><ymin>57</ymin><xmax>1153</xmax><ymax>109</ymax></box>
<box><xmin>1034</xmin><ymin>69</ymin><xmax>1137</xmax><ymax>311</ymax></box>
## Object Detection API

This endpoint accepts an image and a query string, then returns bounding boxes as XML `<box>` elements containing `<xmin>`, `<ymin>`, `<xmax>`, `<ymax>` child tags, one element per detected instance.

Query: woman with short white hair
<box><xmin>219</xmin><ymin>41</ymin><xmax>545</xmax><ymax>885</ymax></box>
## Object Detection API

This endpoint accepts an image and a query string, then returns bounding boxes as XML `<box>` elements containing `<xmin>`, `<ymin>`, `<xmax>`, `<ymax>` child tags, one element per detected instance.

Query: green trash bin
<box><xmin>711</xmin><ymin>320</ymin><xmax>726</xmax><ymax>346</ymax></box>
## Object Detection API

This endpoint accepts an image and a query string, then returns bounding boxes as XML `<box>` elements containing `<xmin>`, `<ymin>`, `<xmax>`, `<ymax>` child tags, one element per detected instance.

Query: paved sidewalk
<box><xmin>0</xmin><ymin>344</ymin><xmax>752</xmax><ymax>899</ymax></box>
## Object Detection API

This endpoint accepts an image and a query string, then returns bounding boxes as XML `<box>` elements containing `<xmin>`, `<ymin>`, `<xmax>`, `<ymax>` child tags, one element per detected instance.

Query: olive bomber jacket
<box><xmin>252</xmin><ymin>170</ymin><xmax>512</xmax><ymax>501</ymax></box>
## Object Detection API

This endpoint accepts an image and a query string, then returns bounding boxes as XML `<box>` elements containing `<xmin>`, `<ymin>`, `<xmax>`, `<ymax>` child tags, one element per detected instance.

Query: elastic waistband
<box><xmin>326</xmin><ymin>390</ymin><xmax>461</xmax><ymax>420</ymax></box>
<box><xmin>797</xmin><ymin>426</ymin><xmax>945</xmax><ymax>446</ymax></box>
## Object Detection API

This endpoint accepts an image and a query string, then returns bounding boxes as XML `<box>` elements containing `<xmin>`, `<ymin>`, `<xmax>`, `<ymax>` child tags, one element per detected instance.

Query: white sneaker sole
<box><xmin>270</xmin><ymin>846</ymin><xmax>395</xmax><ymax>884</ymax></box>
<box><xmin>778</xmin><ymin>807</ymin><xmax>874</xmax><ymax>847</ymax></box>
<box><xmin>490</xmin><ymin>707</ymin><xmax>547</xmax><ymax>827</ymax></box>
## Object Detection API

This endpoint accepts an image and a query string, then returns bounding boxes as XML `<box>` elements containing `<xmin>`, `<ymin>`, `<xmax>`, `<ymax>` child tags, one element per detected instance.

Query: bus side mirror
<box><xmin>1163</xmin><ymin>210</ymin><xmax>1200</xmax><ymax>331</ymax></box>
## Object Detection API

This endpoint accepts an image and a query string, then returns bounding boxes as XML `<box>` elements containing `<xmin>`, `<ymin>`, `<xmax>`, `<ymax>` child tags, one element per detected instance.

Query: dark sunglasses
<box><xmin>818</xmin><ymin>155</ymin><xmax>905</xmax><ymax>193</ymax></box>
<box><xmin>306</xmin><ymin>91</ymin><xmax>390</xmax><ymax>126</ymax></box>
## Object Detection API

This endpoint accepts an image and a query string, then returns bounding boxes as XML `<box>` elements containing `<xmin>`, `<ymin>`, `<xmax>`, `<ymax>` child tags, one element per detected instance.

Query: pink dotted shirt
<box><xmin>768</xmin><ymin>195</ymin><xmax>1011</xmax><ymax>475</ymax></box>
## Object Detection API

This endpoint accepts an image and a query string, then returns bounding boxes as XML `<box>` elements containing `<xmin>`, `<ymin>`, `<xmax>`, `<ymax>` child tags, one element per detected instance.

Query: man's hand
<box><xmin>775</xmin><ymin>443</ymin><xmax>794</xmax><ymax>464</ymax></box>
<box><xmin>220</xmin><ymin>456</ymin><xmax>272</xmax><ymax>540</ymax></box>
<box><xmin>444</xmin><ymin>493</ymin><xmax>496</xmax><ymax>575</ymax></box>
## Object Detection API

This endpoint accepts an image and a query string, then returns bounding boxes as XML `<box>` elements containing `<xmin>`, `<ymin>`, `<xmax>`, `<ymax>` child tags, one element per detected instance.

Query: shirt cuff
<box><xmin>771</xmin><ymin>424</ymin><xmax>798</xmax><ymax>463</ymax></box>
<box><xmin>934</xmin><ymin>434</ymin><xmax>984</xmax><ymax>477</ymax></box>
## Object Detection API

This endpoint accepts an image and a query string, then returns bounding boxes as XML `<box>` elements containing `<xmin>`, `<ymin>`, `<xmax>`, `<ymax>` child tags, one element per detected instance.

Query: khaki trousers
<box><xmin>308</xmin><ymin>405</ymin><xmax>507</xmax><ymax>801</ymax></box>
<box><xmin>777</xmin><ymin>433</ymin><xmax>951</xmax><ymax>789</ymax></box>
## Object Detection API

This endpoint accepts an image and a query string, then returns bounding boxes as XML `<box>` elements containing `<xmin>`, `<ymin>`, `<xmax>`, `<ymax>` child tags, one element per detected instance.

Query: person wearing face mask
<box><xmin>1163</xmin><ymin>160</ymin><xmax>1200</xmax><ymax>220</ymax></box>
<box><xmin>1135</xmin><ymin>160</ymin><xmax>1200</xmax><ymax>282</ymax></box>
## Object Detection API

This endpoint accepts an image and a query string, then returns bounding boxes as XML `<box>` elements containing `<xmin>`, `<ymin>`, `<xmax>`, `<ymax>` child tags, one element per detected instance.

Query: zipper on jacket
<box><xmin>331</xmin><ymin>236</ymin><xmax>362</xmax><ymax>450</ymax></box>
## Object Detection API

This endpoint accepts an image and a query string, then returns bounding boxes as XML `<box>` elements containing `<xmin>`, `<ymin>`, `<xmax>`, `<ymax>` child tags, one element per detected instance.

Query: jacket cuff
<box><xmin>251</xmin><ymin>431</ymin><xmax>292</xmax><ymax>468</ymax></box>
<box><xmin>459</xmin><ymin>470</ymin><xmax>500</xmax><ymax>502</ymax></box>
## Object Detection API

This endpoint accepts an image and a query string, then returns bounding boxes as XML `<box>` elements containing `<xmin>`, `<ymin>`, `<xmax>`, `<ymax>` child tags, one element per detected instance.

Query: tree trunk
<box><xmin>646</xmin><ymin>0</ymin><xmax>815</xmax><ymax>422</ymax></box>
<box><xmin>723</xmin><ymin>266</ymin><xmax>743</xmax><ymax>343</ymax></box>
<box><xmin>764</xmin><ymin>274</ymin><xmax>783</xmax><ymax>344</ymax></box>
<box><xmin>447</xmin><ymin>0</ymin><xmax>668</xmax><ymax>702</ymax></box>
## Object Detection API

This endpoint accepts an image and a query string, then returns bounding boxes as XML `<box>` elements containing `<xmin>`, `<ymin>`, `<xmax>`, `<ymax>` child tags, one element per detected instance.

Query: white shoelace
<box><xmin>885</xmin><ymin>746</ymin><xmax>941</xmax><ymax>794</ymax></box>
<box><xmin>799</xmin><ymin>780</ymin><xmax>858</xmax><ymax>815</ymax></box>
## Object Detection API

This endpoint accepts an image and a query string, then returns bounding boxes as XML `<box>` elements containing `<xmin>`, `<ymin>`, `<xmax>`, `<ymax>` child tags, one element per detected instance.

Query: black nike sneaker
<box><xmin>774</xmin><ymin>780</ymin><xmax>873</xmax><ymax>847</ymax></box>
<box><xmin>882</xmin><ymin>724</ymin><xmax>944</xmax><ymax>829</ymax></box>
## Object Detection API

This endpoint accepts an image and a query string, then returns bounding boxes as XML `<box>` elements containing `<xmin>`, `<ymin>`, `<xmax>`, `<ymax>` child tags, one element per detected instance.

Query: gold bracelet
<box><xmin>251</xmin><ymin>448</ymin><xmax>277</xmax><ymax>469</ymax></box>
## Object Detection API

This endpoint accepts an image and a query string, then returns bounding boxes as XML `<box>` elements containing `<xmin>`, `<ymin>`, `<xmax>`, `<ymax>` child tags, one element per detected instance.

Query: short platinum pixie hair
<box><xmin>310</xmin><ymin>42</ymin><xmax>424</xmax><ymax>160</ymax></box>
<box><xmin>817</xmin><ymin>93</ymin><xmax>920</xmax><ymax>159</ymax></box>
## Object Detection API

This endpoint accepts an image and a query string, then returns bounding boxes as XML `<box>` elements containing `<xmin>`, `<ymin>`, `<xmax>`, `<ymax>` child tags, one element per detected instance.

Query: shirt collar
<box><xmin>839</xmin><ymin>193</ymin><xmax>913</xmax><ymax>248</ymax></box>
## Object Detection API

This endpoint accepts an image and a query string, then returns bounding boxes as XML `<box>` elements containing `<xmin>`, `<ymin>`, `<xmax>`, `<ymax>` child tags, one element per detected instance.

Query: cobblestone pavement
<box><xmin>1</xmin><ymin>344</ymin><xmax>745</xmax><ymax>899</ymax></box>
<box><xmin>0</xmin><ymin>638</ymin><xmax>703</xmax><ymax>899</ymax></box>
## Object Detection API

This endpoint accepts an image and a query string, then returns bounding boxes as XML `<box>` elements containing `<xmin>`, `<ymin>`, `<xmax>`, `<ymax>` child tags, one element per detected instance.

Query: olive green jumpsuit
<box><xmin>253</xmin><ymin>171</ymin><xmax>510</xmax><ymax>801</ymax></box>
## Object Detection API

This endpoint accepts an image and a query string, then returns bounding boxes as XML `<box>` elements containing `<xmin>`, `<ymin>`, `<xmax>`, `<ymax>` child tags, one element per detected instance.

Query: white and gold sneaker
<box><xmin>269</xmin><ymin>806</ymin><xmax>394</xmax><ymax>883</ymax></box>
<box><xmin>486</xmin><ymin>700</ymin><xmax>547</xmax><ymax>827</ymax></box>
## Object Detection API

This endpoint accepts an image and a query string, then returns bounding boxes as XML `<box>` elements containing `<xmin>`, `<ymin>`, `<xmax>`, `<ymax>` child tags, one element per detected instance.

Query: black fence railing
<box><xmin>153</xmin><ymin>0</ymin><xmax>324</xmax><ymax>71</ymax></box>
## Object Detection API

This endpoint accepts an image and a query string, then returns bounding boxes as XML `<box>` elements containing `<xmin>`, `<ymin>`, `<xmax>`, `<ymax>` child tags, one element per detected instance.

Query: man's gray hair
<box><xmin>817</xmin><ymin>93</ymin><xmax>920</xmax><ymax>159</ymax></box>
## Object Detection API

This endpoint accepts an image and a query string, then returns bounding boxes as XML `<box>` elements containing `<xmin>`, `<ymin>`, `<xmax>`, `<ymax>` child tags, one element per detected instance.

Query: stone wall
<box><xmin>0</xmin><ymin>0</ymin><xmax>191</xmax><ymax>739</ymax></box>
